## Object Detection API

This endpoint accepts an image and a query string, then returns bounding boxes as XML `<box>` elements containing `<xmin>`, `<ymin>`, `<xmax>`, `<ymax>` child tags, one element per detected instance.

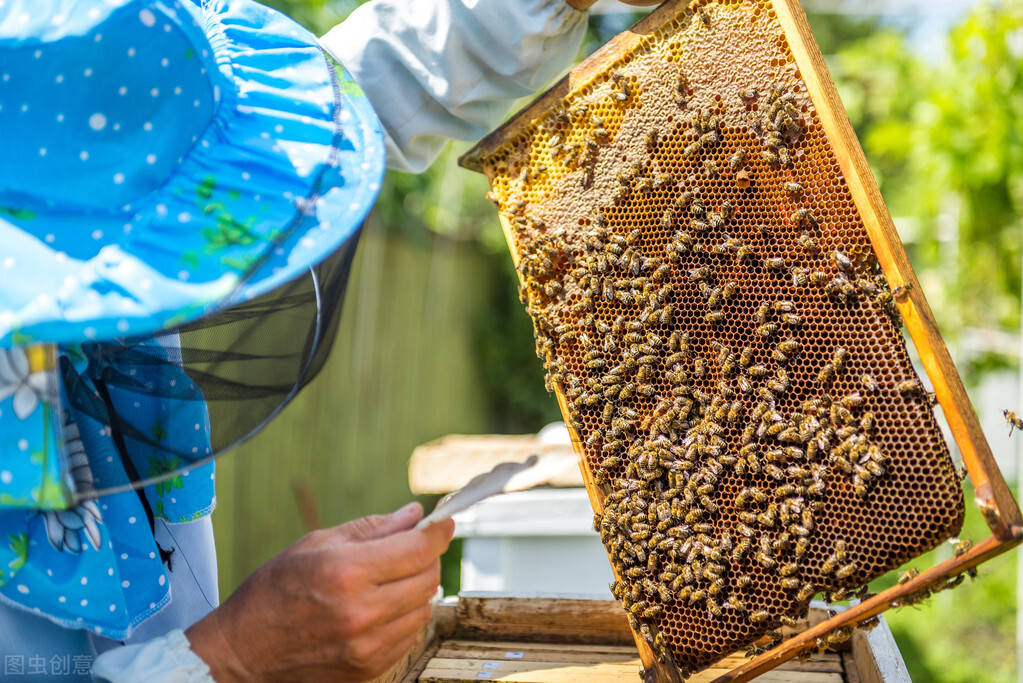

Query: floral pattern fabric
<box><xmin>0</xmin><ymin>339</ymin><xmax>215</xmax><ymax>639</ymax></box>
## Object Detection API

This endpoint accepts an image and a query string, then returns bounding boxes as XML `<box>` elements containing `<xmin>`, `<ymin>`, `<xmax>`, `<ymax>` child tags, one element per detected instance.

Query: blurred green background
<box><xmin>213</xmin><ymin>2</ymin><xmax>1023</xmax><ymax>681</ymax></box>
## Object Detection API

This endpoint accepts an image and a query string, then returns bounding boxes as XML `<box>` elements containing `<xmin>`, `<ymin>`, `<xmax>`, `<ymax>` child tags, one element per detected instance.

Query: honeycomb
<box><xmin>467</xmin><ymin>0</ymin><xmax>964</xmax><ymax>677</ymax></box>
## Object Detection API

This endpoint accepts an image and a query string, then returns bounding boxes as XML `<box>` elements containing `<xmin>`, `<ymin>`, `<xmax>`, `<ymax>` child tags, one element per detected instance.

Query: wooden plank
<box><xmin>370</xmin><ymin>620</ymin><xmax>437</xmax><ymax>683</ymax></box>
<box><xmin>434</xmin><ymin>647</ymin><xmax>640</xmax><ymax>666</ymax></box>
<box><xmin>453</xmin><ymin>595</ymin><xmax>635</xmax><ymax>646</ymax></box>
<box><xmin>420</xmin><ymin>657</ymin><xmax>843</xmax><ymax>683</ymax></box>
<box><xmin>434</xmin><ymin>641</ymin><xmax>841</xmax><ymax>672</ymax></box>
<box><xmin>408</xmin><ymin>435</ymin><xmax>581</xmax><ymax>494</ymax></box>
<box><xmin>771</xmin><ymin>0</ymin><xmax>1021</xmax><ymax>537</ymax></box>
<box><xmin>438</xmin><ymin>640</ymin><xmax>638</xmax><ymax>657</ymax></box>
<box><xmin>841</xmin><ymin>651</ymin><xmax>862</xmax><ymax>683</ymax></box>
<box><xmin>850</xmin><ymin>620</ymin><xmax>911</xmax><ymax>683</ymax></box>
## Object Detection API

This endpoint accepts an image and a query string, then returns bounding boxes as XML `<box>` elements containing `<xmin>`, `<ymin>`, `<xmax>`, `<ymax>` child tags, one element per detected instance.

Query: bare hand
<box><xmin>186</xmin><ymin>503</ymin><xmax>454</xmax><ymax>682</ymax></box>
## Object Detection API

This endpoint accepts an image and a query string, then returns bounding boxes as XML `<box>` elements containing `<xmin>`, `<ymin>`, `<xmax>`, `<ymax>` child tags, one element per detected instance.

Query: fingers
<box><xmin>373</xmin><ymin>560</ymin><xmax>441</xmax><ymax>623</ymax></box>
<box><xmin>345</xmin><ymin>605</ymin><xmax>430</xmax><ymax>681</ymax></box>
<box><xmin>334</xmin><ymin>502</ymin><xmax>424</xmax><ymax>543</ymax></box>
<box><xmin>360</xmin><ymin>518</ymin><xmax>454</xmax><ymax>584</ymax></box>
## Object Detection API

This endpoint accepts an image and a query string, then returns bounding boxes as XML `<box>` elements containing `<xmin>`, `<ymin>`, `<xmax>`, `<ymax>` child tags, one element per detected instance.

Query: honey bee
<box><xmin>729</xmin><ymin>148</ymin><xmax>748</xmax><ymax>170</ymax></box>
<box><xmin>765</xmin><ymin>257</ymin><xmax>786</xmax><ymax>271</ymax></box>
<box><xmin>749</xmin><ymin>610</ymin><xmax>771</xmax><ymax>624</ymax></box>
<box><xmin>1005</xmin><ymin>409</ymin><xmax>1023</xmax><ymax>436</ymax></box>
<box><xmin>835</xmin><ymin>561</ymin><xmax>859</xmax><ymax>580</ymax></box>
<box><xmin>796</xmin><ymin>583</ymin><xmax>816</xmax><ymax>602</ymax></box>
<box><xmin>796</xmin><ymin>233</ymin><xmax>818</xmax><ymax>253</ymax></box>
<box><xmin>809</xmin><ymin>270</ymin><xmax>829</xmax><ymax>285</ymax></box>
<box><xmin>898</xmin><ymin>378</ymin><xmax>924</xmax><ymax>397</ymax></box>
<box><xmin>779</xmin><ymin>339</ymin><xmax>800</xmax><ymax>354</ymax></box>
<box><xmin>644</xmin><ymin>129</ymin><xmax>658</xmax><ymax>151</ymax></box>
<box><xmin>833</xmin><ymin>250</ymin><xmax>853</xmax><ymax>271</ymax></box>
<box><xmin>953</xmin><ymin>539</ymin><xmax>972</xmax><ymax>557</ymax></box>
<box><xmin>898</xmin><ymin>568</ymin><xmax>920</xmax><ymax>584</ymax></box>
<box><xmin>756</xmin><ymin>323</ymin><xmax>779</xmax><ymax>338</ymax></box>
<box><xmin>762</xmin><ymin>149</ymin><xmax>779</xmax><ymax>165</ymax></box>
<box><xmin>833</xmin><ymin>347</ymin><xmax>849</xmax><ymax>370</ymax></box>
<box><xmin>783</xmin><ymin>181</ymin><xmax>803</xmax><ymax>195</ymax></box>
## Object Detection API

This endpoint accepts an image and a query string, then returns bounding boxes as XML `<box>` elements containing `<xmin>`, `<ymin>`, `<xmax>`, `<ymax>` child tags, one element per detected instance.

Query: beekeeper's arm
<box><xmin>319</xmin><ymin>0</ymin><xmax>589</xmax><ymax>173</ymax></box>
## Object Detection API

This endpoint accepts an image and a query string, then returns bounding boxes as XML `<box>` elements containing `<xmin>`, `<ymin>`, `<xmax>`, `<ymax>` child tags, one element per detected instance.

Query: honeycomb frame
<box><xmin>460</xmin><ymin>1</ymin><xmax>1023</xmax><ymax>680</ymax></box>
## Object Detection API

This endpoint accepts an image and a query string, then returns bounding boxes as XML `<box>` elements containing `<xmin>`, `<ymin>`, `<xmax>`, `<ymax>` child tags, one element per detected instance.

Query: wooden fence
<box><xmin>212</xmin><ymin>225</ymin><xmax>494</xmax><ymax>594</ymax></box>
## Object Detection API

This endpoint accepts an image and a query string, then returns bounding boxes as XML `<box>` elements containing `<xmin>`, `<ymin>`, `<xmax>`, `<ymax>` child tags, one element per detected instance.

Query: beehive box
<box><xmin>369</xmin><ymin>593</ymin><xmax>910</xmax><ymax>683</ymax></box>
<box><xmin>460</xmin><ymin>0</ymin><xmax>1022</xmax><ymax>680</ymax></box>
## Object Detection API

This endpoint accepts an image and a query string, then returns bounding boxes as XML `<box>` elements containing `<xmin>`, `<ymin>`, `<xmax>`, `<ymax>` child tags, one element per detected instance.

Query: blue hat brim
<box><xmin>0</xmin><ymin>0</ymin><xmax>384</xmax><ymax>346</ymax></box>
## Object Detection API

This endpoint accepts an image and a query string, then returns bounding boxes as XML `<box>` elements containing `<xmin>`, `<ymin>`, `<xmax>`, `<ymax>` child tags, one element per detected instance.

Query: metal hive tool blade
<box><xmin>460</xmin><ymin>1</ymin><xmax>1023</xmax><ymax>680</ymax></box>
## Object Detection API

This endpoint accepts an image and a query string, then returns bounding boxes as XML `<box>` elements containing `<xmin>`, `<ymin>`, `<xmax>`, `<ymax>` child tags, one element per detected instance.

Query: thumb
<box><xmin>339</xmin><ymin>502</ymin><xmax>423</xmax><ymax>542</ymax></box>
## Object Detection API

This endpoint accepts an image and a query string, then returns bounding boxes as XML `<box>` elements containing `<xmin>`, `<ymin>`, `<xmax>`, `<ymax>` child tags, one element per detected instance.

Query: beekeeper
<box><xmin>0</xmin><ymin>0</ymin><xmax>641</xmax><ymax>680</ymax></box>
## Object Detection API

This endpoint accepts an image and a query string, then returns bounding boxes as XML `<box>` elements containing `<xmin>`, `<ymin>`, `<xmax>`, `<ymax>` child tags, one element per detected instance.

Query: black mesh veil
<box><xmin>63</xmin><ymin>229</ymin><xmax>362</xmax><ymax>502</ymax></box>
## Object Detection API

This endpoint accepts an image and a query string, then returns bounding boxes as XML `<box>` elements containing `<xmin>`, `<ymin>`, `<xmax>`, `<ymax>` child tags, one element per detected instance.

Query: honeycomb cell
<box><xmin>471</xmin><ymin>0</ymin><xmax>964</xmax><ymax>677</ymax></box>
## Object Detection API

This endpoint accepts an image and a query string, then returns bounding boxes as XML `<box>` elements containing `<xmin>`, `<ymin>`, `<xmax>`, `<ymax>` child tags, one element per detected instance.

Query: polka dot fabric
<box><xmin>0</xmin><ymin>0</ymin><xmax>384</xmax><ymax>641</ymax></box>
<box><xmin>0</xmin><ymin>0</ymin><xmax>385</xmax><ymax>347</ymax></box>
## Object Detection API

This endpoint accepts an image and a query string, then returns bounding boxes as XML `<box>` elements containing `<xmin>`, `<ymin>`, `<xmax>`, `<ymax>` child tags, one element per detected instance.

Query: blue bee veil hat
<box><xmin>0</xmin><ymin>0</ymin><xmax>385</xmax><ymax>496</ymax></box>
<box><xmin>0</xmin><ymin>0</ymin><xmax>384</xmax><ymax>637</ymax></box>
<box><xmin>0</xmin><ymin>0</ymin><xmax>384</xmax><ymax>344</ymax></box>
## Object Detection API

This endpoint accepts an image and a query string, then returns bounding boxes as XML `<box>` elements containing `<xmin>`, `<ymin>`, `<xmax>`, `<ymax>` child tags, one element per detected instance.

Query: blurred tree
<box><xmin>829</xmin><ymin>3</ymin><xmax>1023</xmax><ymax>343</ymax></box>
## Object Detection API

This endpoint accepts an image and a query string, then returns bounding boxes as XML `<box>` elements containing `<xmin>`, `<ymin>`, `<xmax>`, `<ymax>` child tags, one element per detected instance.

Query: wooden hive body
<box><xmin>461</xmin><ymin>1</ymin><xmax>1023</xmax><ymax>680</ymax></box>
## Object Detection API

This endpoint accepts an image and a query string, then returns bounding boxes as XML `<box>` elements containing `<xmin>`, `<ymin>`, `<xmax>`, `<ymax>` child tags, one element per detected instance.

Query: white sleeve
<box><xmin>91</xmin><ymin>629</ymin><xmax>213</xmax><ymax>683</ymax></box>
<box><xmin>320</xmin><ymin>0</ymin><xmax>588</xmax><ymax>173</ymax></box>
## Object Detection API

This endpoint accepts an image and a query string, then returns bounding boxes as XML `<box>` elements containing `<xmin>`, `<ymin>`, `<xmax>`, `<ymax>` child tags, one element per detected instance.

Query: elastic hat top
<box><xmin>0</xmin><ymin>0</ymin><xmax>385</xmax><ymax>346</ymax></box>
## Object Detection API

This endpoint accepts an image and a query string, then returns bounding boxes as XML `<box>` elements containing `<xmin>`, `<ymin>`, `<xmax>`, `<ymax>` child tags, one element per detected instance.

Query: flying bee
<box><xmin>1005</xmin><ymin>410</ymin><xmax>1023</xmax><ymax>436</ymax></box>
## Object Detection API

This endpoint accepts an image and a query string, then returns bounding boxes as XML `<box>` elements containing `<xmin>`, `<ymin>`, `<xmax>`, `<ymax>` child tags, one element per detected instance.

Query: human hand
<box><xmin>186</xmin><ymin>502</ymin><xmax>454</xmax><ymax>683</ymax></box>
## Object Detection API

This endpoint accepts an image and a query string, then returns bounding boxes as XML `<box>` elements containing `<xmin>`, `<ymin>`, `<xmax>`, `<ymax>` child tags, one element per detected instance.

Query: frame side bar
<box><xmin>772</xmin><ymin>0</ymin><xmax>1023</xmax><ymax>536</ymax></box>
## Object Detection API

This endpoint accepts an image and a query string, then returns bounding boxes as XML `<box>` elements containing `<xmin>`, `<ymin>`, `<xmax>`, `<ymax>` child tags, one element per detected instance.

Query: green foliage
<box><xmin>828</xmin><ymin>3</ymin><xmax>1023</xmax><ymax>337</ymax></box>
<box><xmin>865</xmin><ymin>484</ymin><xmax>1016</xmax><ymax>683</ymax></box>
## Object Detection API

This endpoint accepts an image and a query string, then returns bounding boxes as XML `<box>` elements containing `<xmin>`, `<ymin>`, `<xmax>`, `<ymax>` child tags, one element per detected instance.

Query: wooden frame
<box><xmin>459</xmin><ymin>1</ymin><xmax>1023</xmax><ymax>680</ymax></box>
<box><xmin>372</xmin><ymin>593</ymin><xmax>910</xmax><ymax>682</ymax></box>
